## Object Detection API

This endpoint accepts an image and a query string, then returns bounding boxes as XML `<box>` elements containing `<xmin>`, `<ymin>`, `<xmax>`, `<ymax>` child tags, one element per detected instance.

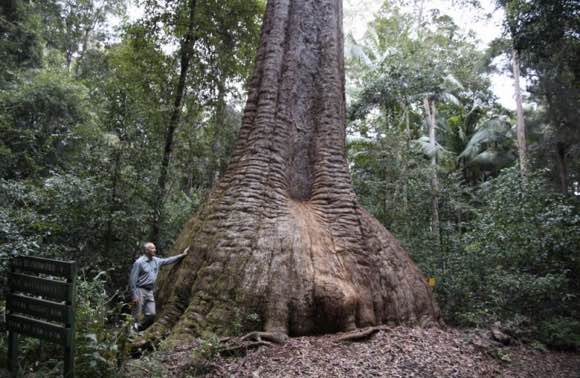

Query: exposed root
<box><xmin>335</xmin><ymin>325</ymin><xmax>391</xmax><ymax>343</ymax></box>
<box><xmin>220</xmin><ymin>340</ymin><xmax>274</xmax><ymax>357</ymax></box>
<box><xmin>134</xmin><ymin>365</ymin><xmax>151</xmax><ymax>375</ymax></box>
<box><xmin>218</xmin><ymin>331</ymin><xmax>288</xmax><ymax>357</ymax></box>
<box><xmin>240</xmin><ymin>331</ymin><xmax>289</xmax><ymax>344</ymax></box>
<box><xmin>129</xmin><ymin>337</ymin><xmax>153</xmax><ymax>357</ymax></box>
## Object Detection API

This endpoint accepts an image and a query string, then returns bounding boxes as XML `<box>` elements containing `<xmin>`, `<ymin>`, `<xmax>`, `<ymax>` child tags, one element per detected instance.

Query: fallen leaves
<box><xmin>128</xmin><ymin>326</ymin><xmax>580</xmax><ymax>377</ymax></box>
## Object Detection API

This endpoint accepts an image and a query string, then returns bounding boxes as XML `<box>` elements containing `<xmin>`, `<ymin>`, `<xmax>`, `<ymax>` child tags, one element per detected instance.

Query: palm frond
<box><xmin>414</xmin><ymin>136</ymin><xmax>452</xmax><ymax>159</ymax></box>
<box><xmin>443</xmin><ymin>74</ymin><xmax>465</xmax><ymax>91</ymax></box>
<box><xmin>459</xmin><ymin>116</ymin><xmax>512</xmax><ymax>160</ymax></box>
<box><xmin>440</xmin><ymin>92</ymin><xmax>461</xmax><ymax>106</ymax></box>
<box><xmin>469</xmin><ymin>149</ymin><xmax>515</xmax><ymax>170</ymax></box>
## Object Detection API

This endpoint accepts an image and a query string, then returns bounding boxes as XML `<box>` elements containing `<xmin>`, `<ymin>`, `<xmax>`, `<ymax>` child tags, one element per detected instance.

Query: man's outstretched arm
<box><xmin>158</xmin><ymin>246</ymin><xmax>189</xmax><ymax>266</ymax></box>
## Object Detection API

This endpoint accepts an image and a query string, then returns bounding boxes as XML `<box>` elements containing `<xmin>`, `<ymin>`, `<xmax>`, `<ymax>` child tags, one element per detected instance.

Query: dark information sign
<box><xmin>8</xmin><ymin>272</ymin><xmax>70</xmax><ymax>301</ymax></box>
<box><xmin>11</xmin><ymin>256</ymin><xmax>76</xmax><ymax>278</ymax></box>
<box><xmin>6</xmin><ymin>314</ymin><xmax>70</xmax><ymax>344</ymax></box>
<box><xmin>7</xmin><ymin>256</ymin><xmax>77</xmax><ymax>378</ymax></box>
<box><xmin>7</xmin><ymin>294</ymin><xmax>71</xmax><ymax>323</ymax></box>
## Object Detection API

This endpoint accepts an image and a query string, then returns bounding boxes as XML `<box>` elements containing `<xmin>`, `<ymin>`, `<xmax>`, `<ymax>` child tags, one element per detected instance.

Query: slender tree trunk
<box><xmin>415</xmin><ymin>0</ymin><xmax>425</xmax><ymax>38</ymax></box>
<box><xmin>74</xmin><ymin>20</ymin><xmax>96</xmax><ymax>76</ymax></box>
<box><xmin>555</xmin><ymin>142</ymin><xmax>569</xmax><ymax>194</ymax></box>
<box><xmin>512</xmin><ymin>48</ymin><xmax>528</xmax><ymax>180</ymax></box>
<box><xmin>65</xmin><ymin>46</ymin><xmax>74</xmax><ymax>69</ymax></box>
<box><xmin>423</xmin><ymin>97</ymin><xmax>440</xmax><ymax>251</ymax></box>
<box><xmin>105</xmin><ymin>148</ymin><xmax>122</xmax><ymax>257</ymax></box>
<box><xmin>380</xmin><ymin>113</ymin><xmax>391</xmax><ymax>224</ymax></box>
<box><xmin>403</xmin><ymin>104</ymin><xmax>410</xmax><ymax>239</ymax></box>
<box><xmin>150</xmin><ymin>0</ymin><xmax>198</xmax><ymax>244</ymax></box>
<box><xmin>545</xmin><ymin>92</ymin><xmax>569</xmax><ymax>194</ymax></box>
<box><xmin>208</xmin><ymin>78</ymin><xmax>226</xmax><ymax>188</ymax></box>
<box><xmin>143</xmin><ymin>0</ymin><xmax>439</xmax><ymax>347</ymax></box>
<box><xmin>185</xmin><ymin>136</ymin><xmax>195</xmax><ymax>195</ymax></box>
<box><xmin>64</xmin><ymin>4</ymin><xmax>76</xmax><ymax>70</ymax></box>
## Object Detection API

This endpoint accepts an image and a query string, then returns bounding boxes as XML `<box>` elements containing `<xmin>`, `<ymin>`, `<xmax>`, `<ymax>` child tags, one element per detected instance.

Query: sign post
<box><xmin>6</xmin><ymin>256</ymin><xmax>77</xmax><ymax>378</ymax></box>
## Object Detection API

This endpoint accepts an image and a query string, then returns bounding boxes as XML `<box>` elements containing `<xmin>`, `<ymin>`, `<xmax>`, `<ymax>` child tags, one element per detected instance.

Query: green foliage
<box><xmin>0</xmin><ymin>0</ymin><xmax>44</xmax><ymax>85</ymax></box>
<box><xmin>348</xmin><ymin>113</ymin><xmax>471</xmax><ymax>278</ymax></box>
<box><xmin>186</xmin><ymin>334</ymin><xmax>223</xmax><ymax>377</ymax></box>
<box><xmin>437</xmin><ymin>167</ymin><xmax>580</xmax><ymax>347</ymax></box>
<box><xmin>0</xmin><ymin>0</ymin><xmax>265</xmax><ymax>372</ymax></box>
<box><xmin>347</xmin><ymin>1</ymin><xmax>578</xmax><ymax>351</ymax></box>
<box><xmin>75</xmin><ymin>272</ymin><xmax>130</xmax><ymax>377</ymax></box>
<box><xmin>1</xmin><ymin>174</ymin><xmax>109</xmax><ymax>267</ymax></box>
<box><xmin>0</xmin><ymin>68</ymin><xmax>95</xmax><ymax>179</ymax></box>
<box><xmin>536</xmin><ymin>317</ymin><xmax>580</xmax><ymax>350</ymax></box>
<box><xmin>1</xmin><ymin>1</ymin><xmax>578</xmax><ymax>373</ymax></box>
<box><xmin>346</xmin><ymin>1</ymin><xmax>508</xmax><ymax>186</ymax></box>
<box><xmin>0</xmin><ymin>0</ymin><xmax>264</xmax><ymax>293</ymax></box>
<box><xmin>191</xmin><ymin>334</ymin><xmax>222</xmax><ymax>362</ymax></box>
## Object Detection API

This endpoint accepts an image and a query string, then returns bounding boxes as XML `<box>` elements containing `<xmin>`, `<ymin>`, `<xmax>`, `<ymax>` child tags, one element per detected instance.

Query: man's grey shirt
<box><xmin>129</xmin><ymin>254</ymin><xmax>185</xmax><ymax>297</ymax></box>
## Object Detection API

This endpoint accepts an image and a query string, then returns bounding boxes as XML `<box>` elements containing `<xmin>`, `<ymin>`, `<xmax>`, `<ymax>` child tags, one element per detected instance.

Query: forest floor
<box><xmin>125</xmin><ymin>326</ymin><xmax>580</xmax><ymax>377</ymax></box>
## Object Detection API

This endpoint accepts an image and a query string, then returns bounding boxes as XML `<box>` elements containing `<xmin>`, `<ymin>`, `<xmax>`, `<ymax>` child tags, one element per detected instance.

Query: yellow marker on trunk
<box><xmin>428</xmin><ymin>277</ymin><xmax>436</xmax><ymax>288</ymax></box>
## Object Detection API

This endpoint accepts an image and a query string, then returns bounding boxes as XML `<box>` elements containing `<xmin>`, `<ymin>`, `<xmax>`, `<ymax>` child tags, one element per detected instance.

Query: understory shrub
<box><xmin>437</xmin><ymin>167</ymin><xmax>580</xmax><ymax>348</ymax></box>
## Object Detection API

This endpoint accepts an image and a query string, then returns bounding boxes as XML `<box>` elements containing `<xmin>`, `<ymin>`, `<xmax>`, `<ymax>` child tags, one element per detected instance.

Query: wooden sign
<box><xmin>8</xmin><ymin>272</ymin><xmax>71</xmax><ymax>301</ymax></box>
<box><xmin>11</xmin><ymin>256</ymin><xmax>76</xmax><ymax>278</ymax></box>
<box><xmin>7</xmin><ymin>256</ymin><xmax>77</xmax><ymax>378</ymax></box>
<box><xmin>6</xmin><ymin>314</ymin><xmax>71</xmax><ymax>344</ymax></box>
<box><xmin>7</xmin><ymin>294</ymin><xmax>72</xmax><ymax>323</ymax></box>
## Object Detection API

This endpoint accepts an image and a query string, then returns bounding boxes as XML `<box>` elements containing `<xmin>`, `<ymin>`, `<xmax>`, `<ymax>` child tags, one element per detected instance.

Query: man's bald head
<box><xmin>144</xmin><ymin>242</ymin><xmax>157</xmax><ymax>259</ymax></box>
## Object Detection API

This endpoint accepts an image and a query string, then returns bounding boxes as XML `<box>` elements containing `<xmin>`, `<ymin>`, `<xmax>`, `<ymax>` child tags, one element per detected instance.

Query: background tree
<box><xmin>149</xmin><ymin>0</ymin><xmax>198</xmax><ymax>245</ymax></box>
<box><xmin>497</xmin><ymin>0</ymin><xmax>580</xmax><ymax>193</ymax></box>
<box><xmin>511</xmin><ymin>49</ymin><xmax>528</xmax><ymax>179</ymax></box>
<box><xmin>140</xmin><ymin>0</ymin><xmax>265</xmax><ymax>246</ymax></box>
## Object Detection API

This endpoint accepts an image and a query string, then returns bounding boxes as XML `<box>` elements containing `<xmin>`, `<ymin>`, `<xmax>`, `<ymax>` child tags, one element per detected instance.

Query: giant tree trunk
<box><xmin>147</xmin><ymin>0</ymin><xmax>439</xmax><ymax>345</ymax></box>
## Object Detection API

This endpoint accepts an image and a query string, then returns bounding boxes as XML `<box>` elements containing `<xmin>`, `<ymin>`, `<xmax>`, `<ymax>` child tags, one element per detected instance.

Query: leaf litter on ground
<box><xmin>124</xmin><ymin>326</ymin><xmax>580</xmax><ymax>377</ymax></box>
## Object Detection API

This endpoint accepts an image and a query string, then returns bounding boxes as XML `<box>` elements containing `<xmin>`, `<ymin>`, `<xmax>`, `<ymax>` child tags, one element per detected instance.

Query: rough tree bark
<box><xmin>146</xmin><ymin>0</ymin><xmax>440</xmax><ymax>346</ymax></box>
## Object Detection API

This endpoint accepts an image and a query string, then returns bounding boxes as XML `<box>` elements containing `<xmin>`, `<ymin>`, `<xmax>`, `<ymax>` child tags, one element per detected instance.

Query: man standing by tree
<box><xmin>129</xmin><ymin>242</ymin><xmax>189</xmax><ymax>331</ymax></box>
